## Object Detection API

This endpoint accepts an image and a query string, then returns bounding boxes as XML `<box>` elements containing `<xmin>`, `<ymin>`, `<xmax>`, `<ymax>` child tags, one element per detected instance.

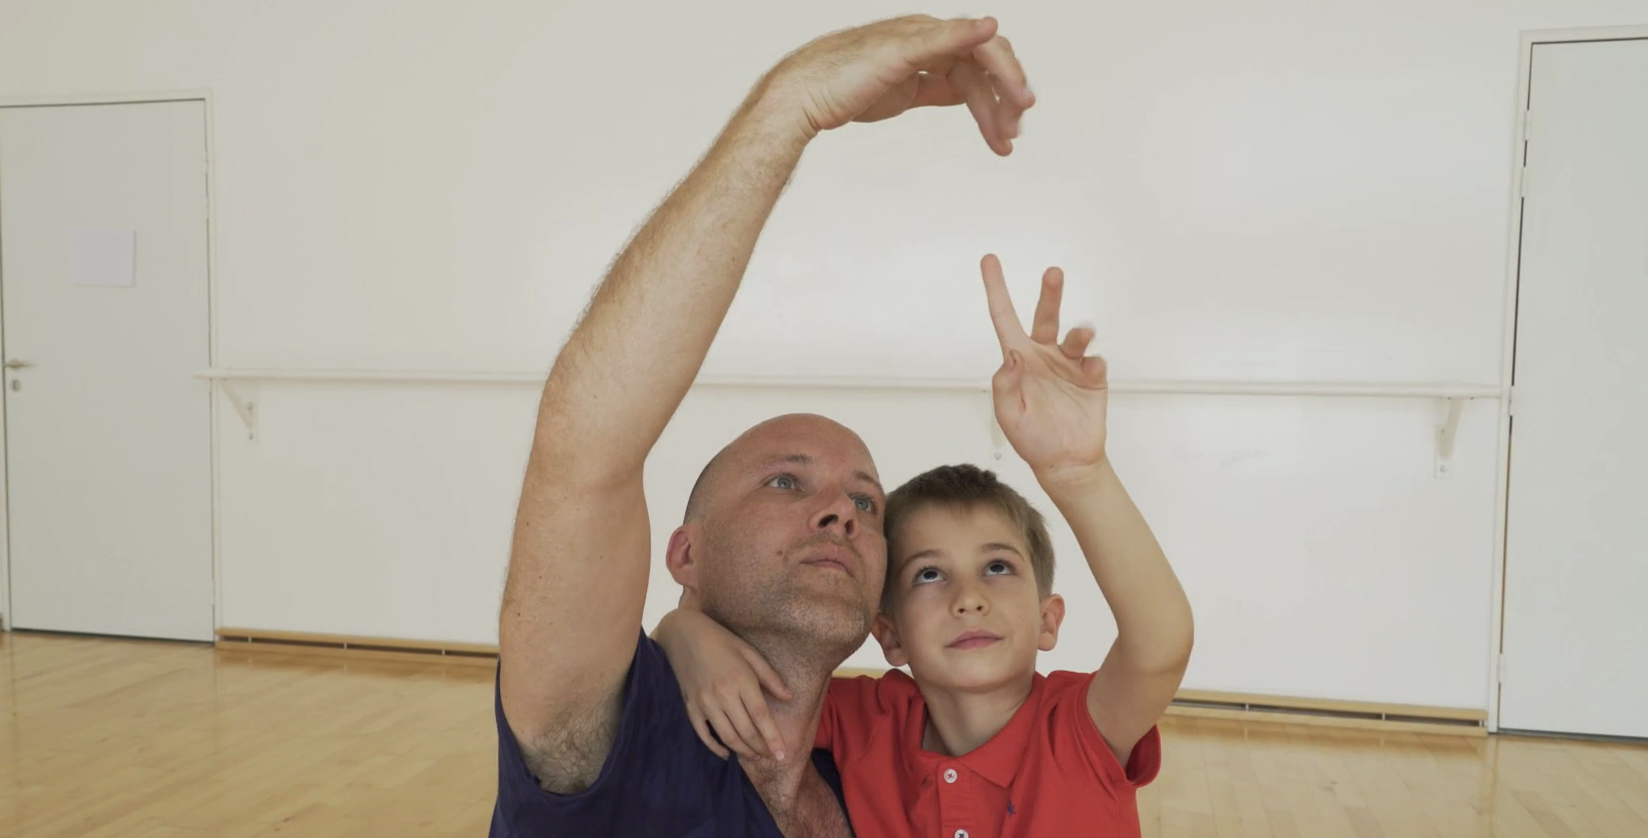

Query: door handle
<box><xmin>4</xmin><ymin>359</ymin><xmax>32</xmax><ymax>370</ymax></box>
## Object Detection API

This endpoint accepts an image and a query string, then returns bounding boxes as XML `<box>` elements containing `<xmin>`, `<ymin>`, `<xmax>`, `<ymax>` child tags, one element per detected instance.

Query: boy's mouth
<box><xmin>947</xmin><ymin>629</ymin><xmax>1002</xmax><ymax>650</ymax></box>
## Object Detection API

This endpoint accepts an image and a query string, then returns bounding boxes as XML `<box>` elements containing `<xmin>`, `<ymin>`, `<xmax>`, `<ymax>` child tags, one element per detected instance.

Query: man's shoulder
<box><xmin>504</xmin><ymin>631</ymin><xmax>689</xmax><ymax>755</ymax></box>
<box><xmin>493</xmin><ymin>632</ymin><xmax>723</xmax><ymax>832</ymax></box>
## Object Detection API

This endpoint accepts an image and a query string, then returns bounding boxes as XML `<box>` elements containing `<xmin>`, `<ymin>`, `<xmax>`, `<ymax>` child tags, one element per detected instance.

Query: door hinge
<box><xmin>1506</xmin><ymin>385</ymin><xmax>1516</xmax><ymax>418</ymax></box>
<box><xmin>1522</xmin><ymin>110</ymin><xmax>1533</xmax><ymax>142</ymax></box>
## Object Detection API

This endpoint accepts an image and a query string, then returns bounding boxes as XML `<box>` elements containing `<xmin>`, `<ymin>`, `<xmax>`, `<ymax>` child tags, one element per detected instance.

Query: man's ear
<box><xmin>666</xmin><ymin>525</ymin><xmax>700</xmax><ymax>596</ymax></box>
<box><xmin>1037</xmin><ymin>593</ymin><xmax>1066</xmax><ymax>653</ymax></box>
<box><xmin>872</xmin><ymin>613</ymin><xmax>910</xmax><ymax>668</ymax></box>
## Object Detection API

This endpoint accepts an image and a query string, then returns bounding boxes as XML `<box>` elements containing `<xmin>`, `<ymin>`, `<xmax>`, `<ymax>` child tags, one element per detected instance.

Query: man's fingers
<box><xmin>1030</xmin><ymin>267</ymin><xmax>1064</xmax><ymax>343</ymax></box>
<box><xmin>972</xmin><ymin>34</ymin><xmax>1033</xmax><ymax>107</ymax></box>
<box><xmin>907</xmin><ymin>72</ymin><xmax>967</xmax><ymax>110</ymax></box>
<box><xmin>951</xmin><ymin>61</ymin><xmax>1005</xmax><ymax>155</ymax></box>
<box><xmin>992</xmin><ymin>77</ymin><xmax>1026</xmax><ymax>141</ymax></box>
<box><xmin>981</xmin><ymin>254</ymin><xmax>1026</xmax><ymax>353</ymax></box>
<box><xmin>904</xmin><ymin>16</ymin><xmax>998</xmax><ymax>66</ymax></box>
<box><xmin>880</xmin><ymin>17</ymin><xmax>1024</xmax><ymax>153</ymax></box>
<box><xmin>691</xmin><ymin>714</ymin><xmax>730</xmax><ymax>759</ymax></box>
<box><xmin>1061</xmin><ymin>326</ymin><xmax>1095</xmax><ymax>359</ymax></box>
<box><xmin>974</xmin><ymin>35</ymin><xmax>1030</xmax><ymax>142</ymax></box>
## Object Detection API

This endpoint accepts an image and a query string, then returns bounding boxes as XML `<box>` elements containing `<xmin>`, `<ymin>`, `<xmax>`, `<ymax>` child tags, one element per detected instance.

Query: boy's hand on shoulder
<box><xmin>981</xmin><ymin>254</ymin><xmax>1109</xmax><ymax>483</ymax></box>
<box><xmin>653</xmin><ymin>608</ymin><xmax>795</xmax><ymax>762</ymax></box>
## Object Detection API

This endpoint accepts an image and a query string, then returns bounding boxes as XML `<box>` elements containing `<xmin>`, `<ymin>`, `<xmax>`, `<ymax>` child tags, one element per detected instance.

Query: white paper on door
<box><xmin>66</xmin><ymin>226</ymin><xmax>136</xmax><ymax>287</ymax></box>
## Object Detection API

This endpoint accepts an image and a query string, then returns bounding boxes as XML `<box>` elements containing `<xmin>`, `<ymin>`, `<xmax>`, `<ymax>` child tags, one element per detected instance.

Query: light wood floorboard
<box><xmin>3</xmin><ymin>632</ymin><xmax>1644</xmax><ymax>837</ymax></box>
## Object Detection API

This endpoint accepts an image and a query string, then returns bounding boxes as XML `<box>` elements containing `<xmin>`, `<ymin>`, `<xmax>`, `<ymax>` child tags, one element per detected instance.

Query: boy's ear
<box><xmin>872</xmin><ymin>613</ymin><xmax>910</xmax><ymax>668</ymax></box>
<box><xmin>1037</xmin><ymin>594</ymin><xmax>1065</xmax><ymax>653</ymax></box>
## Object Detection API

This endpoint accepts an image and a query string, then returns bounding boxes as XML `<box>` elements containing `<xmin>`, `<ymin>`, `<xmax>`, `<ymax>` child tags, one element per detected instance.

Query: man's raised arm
<box><xmin>498</xmin><ymin>15</ymin><xmax>1032</xmax><ymax>793</ymax></box>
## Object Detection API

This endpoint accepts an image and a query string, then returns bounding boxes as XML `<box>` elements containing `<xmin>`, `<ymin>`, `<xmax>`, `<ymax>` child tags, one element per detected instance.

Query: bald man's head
<box><xmin>667</xmin><ymin>414</ymin><xmax>888</xmax><ymax>665</ymax></box>
<box><xmin>683</xmin><ymin>448</ymin><xmax>728</xmax><ymax>524</ymax></box>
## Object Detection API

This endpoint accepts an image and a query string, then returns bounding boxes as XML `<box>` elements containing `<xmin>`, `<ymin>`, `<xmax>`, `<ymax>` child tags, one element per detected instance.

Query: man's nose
<box><xmin>811</xmin><ymin>490</ymin><xmax>859</xmax><ymax>538</ymax></box>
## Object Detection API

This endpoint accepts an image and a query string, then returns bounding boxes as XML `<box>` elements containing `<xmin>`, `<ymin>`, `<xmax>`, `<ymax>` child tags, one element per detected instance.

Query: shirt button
<box><xmin>943</xmin><ymin>768</ymin><xmax>958</xmax><ymax>783</ymax></box>
<box><xmin>955</xmin><ymin>831</ymin><xmax>969</xmax><ymax>838</ymax></box>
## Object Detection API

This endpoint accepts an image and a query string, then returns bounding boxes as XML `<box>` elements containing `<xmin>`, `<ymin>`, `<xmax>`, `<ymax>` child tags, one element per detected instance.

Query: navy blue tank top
<box><xmin>489</xmin><ymin>632</ymin><xmax>846</xmax><ymax>837</ymax></box>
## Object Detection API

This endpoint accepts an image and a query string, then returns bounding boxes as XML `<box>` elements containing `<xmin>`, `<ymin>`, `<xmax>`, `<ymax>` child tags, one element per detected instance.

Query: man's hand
<box><xmin>981</xmin><ymin>254</ymin><xmax>1109</xmax><ymax>480</ymax></box>
<box><xmin>769</xmin><ymin>15</ymin><xmax>1035</xmax><ymax>156</ymax></box>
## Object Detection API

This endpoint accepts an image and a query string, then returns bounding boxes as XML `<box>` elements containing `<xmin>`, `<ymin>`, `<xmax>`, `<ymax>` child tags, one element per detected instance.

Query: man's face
<box><xmin>682</xmin><ymin>415</ymin><xmax>888</xmax><ymax>656</ymax></box>
<box><xmin>875</xmin><ymin>504</ymin><xmax>1061</xmax><ymax>693</ymax></box>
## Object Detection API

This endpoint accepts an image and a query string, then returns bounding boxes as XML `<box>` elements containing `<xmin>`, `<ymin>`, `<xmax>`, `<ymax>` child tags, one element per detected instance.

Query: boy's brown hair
<box><xmin>881</xmin><ymin>464</ymin><xmax>1055</xmax><ymax>613</ymax></box>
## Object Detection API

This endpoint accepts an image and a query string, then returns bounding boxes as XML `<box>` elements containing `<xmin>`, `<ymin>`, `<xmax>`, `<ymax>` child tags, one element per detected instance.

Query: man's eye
<box><xmin>769</xmin><ymin>475</ymin><xmax>796</xmax><ymax>490</ymax></box>
<box><xmin>854</xmin><ymin>495</ymin><xmax>876</xmax><ymax>513</ymax></box>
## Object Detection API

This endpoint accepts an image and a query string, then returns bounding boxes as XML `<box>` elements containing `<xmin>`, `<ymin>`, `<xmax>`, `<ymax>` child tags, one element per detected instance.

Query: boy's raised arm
<box><xmin>980</xmin><ymin>255</ymin><xmax>1193</xmax><ymax>767</ymax></box>
<box><xmin>1040</xmin><ymin>461</ymin><xmax>1192</xmax><ymax>767</ymax></box>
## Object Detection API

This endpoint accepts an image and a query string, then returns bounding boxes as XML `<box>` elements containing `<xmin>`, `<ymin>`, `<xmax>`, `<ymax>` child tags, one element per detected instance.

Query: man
<box><xmin>492</xmin><ymin>14</ymin><xmax>1034</xmax><ymax>838</ymax></box>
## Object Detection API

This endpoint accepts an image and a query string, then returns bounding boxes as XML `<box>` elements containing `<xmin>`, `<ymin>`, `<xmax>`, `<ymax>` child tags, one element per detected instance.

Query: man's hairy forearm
<box><xmin>496</xmin><ymin>76</ymin><xmax>811</xmax><ymax>770</ymax></box>
<box><xmin>532</xmin><ymin>78</ymin><xmax>809</xmax><ymax>484</ymax></box>
<box><xmin>1040</xmin><ymin>460</ymin><xmax>1194</xmax><ymax>670</ymax></box>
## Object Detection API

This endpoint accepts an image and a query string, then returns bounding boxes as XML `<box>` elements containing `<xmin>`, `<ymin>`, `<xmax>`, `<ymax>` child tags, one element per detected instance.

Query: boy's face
<box><xmin>873</xmin><ymin>504</ymin><xmax>1064</xmax><ymax>694</ymax></box>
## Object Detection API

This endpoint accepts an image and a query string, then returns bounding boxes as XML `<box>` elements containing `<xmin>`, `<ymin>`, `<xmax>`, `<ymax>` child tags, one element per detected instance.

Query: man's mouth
<box><xmin>799</xmin><ymin>543</ymin><xmax>859</xmax><ymax>578</ymax></box>
<box><xmin>801</xmin><ymin>556</ymin><xmax>852</xmax><ymax>575</ymax></box>
<box><xmin>797</xmin><ymin>541</ymin><xmax>863</xmax><ymax>580</ymax></box>
<box><xmin>947</xmin><ymin>629</ymin><xmax>1002</xmax><ymax>650</ymax></box>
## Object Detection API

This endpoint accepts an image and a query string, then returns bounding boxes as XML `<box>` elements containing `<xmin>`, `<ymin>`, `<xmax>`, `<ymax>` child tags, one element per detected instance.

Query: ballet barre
<box><xmin>195</xmin><ymin>368</ymin><xmax>1500</xmax><ymax>477</ymax></box>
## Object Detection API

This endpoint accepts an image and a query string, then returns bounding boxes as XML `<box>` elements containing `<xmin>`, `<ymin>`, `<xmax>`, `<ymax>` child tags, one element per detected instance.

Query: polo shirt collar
<box><xmin>903</xmin><ymin>671</ymin><xmax>1048</xmax><ymax>789</ymax></box>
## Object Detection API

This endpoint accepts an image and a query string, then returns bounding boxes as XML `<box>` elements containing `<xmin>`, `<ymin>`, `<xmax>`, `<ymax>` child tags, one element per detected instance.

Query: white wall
<box><xmin>3</xmin><ymin>0</ymin><xmax>1644</xmax><ymax>710</ymax></box>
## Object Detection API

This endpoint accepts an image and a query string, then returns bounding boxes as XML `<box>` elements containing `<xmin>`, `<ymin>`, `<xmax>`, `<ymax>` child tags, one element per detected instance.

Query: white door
<box><xmin>0</xmin><ymin>101</ymin><xmax>213</xmax><ymax>641</ymax></box>
<box><xmin>1500</xmin><ymin>39</ymin><xmax>1648</xmax><ymax>738</ymax></box>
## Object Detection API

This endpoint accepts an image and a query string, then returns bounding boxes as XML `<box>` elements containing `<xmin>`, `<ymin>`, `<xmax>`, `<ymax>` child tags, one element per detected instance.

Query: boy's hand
<box><xmin>653</xmin><ymin>609</ymin><xmax>794</xmax><ymax>762</ymax></box>
<box><xmin>981</xmin><ymin>254</ymin><xmax>1109</xmax><ymax>480</ymax></box>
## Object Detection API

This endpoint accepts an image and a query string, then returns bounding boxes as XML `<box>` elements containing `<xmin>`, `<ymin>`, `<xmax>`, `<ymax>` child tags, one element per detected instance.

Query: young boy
<box><xmin>655</xmin><ymin>255</ymin><xmax>1194</xmax><ymax>836</ymax></box>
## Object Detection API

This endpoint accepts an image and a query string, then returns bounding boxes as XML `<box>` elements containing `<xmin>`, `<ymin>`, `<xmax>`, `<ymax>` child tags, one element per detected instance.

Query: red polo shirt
<box><xmin>815</xmin><ymin>669</ymin><xmax>1160</xmax><ymax>838</ymax></box>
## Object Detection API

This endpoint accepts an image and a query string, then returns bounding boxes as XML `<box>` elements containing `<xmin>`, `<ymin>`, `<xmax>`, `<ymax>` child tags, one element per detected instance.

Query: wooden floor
<box><xmin>3</xmin><ymin>632</ymin><xmax>1646</xmax><ymax>837</ymax></box>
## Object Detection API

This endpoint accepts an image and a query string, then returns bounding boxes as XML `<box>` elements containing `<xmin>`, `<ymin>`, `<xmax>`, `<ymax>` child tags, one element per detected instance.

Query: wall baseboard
<box><xmin>215</xmin><ymin>628</ymin><xmax>498</xmax><ymax>667</ymax></box>
<box><xmin>1167</xmin><ymin>689</ymin><xmax>1486</xmax><ymax>737</ymax></box>
<box><xmin>218</xmin><ymin>630</ymin><xmax>1488</xmax><ymax>736</ymax></box>
<box><xmin>841</xmin><ymin>666</ymin><xmax>1487</xmax><ymax>737</ymax></box>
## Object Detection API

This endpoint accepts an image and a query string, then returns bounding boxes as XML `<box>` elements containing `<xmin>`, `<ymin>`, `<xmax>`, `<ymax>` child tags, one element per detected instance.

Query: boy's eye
<box><xmin>985</xmin><ymin>560</ymin><xmax>1013</xmax><ymax>576</ymax></box>
<box><xmin>913</xmin><ymin>567</ymin><xmax>943</xmax><ymax>584</ymax></box>
<box><xmin>769</xmin><ymin>475</ymin><xmax>797</xmax><ymax>490</ymax></box>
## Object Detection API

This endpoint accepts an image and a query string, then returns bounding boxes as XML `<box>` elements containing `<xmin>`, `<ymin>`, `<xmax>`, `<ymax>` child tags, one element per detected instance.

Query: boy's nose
<box><xmin>952</xmin><ymin>586</ymin><xmax>989</xmax><ymax>616</ymax></box>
